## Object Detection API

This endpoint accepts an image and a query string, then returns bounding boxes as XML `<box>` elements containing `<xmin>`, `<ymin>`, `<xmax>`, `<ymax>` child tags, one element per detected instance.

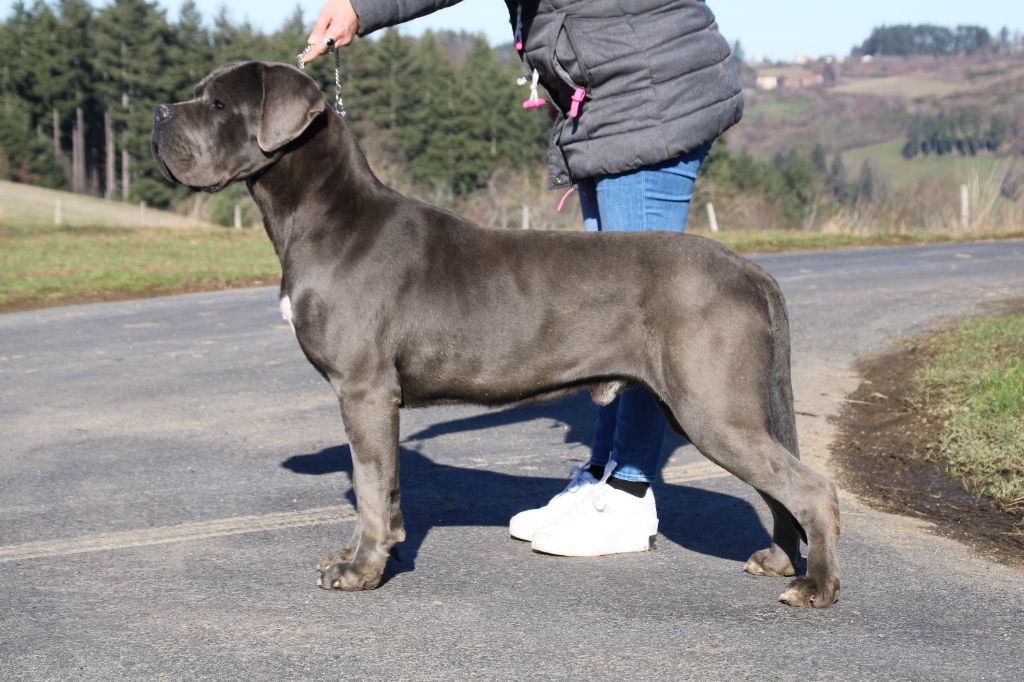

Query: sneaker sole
<box><xmin>509</xmin><ymin>529</ymin><xmax>533</xmax><ymax>542</ymax></box>
<box><xmin>531</xmin><ymin>533</ymin><xmax>658</xmax><ymax>558</ymax></box>
<box><xmin>509</xmin><ymin>518</ymin><xmax>538</xmax><ymax>542</ymax></box>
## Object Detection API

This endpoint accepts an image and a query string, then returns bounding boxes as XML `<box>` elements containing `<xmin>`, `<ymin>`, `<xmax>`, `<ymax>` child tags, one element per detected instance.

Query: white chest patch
<box><xmin>279</xmin><ymin>295</ymin><xmax>295</xmax><ymax>332</ymax></box>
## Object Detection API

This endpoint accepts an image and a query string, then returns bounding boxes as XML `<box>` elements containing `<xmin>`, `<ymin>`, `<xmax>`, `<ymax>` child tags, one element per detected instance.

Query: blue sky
<box><xmin>4</xmin><ymin>0</ymin><xmax>1021</xmax><ymax>60</ymax></box>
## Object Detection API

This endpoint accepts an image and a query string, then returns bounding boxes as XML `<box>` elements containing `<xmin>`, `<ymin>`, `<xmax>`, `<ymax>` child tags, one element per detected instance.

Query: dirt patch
<box><xmin>832</xmin><ymin>304</ymin><xmax>1024</xmax><ymax>569</ymax></box>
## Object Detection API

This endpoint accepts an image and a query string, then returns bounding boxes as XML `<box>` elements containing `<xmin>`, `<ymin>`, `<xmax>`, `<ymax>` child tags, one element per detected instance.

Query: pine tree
<box><xmin>0</xmin><ymin>92</ymin><xmax>62</xmax><ymax>186</ymax></box>
<box><xmin>371</xmin><ymin>29</ymin><xmax>422</xmax><ymax>132</ymax></box>
<box><xmin>3</xmin><ymin>1</ymin><xmax>60</xmax><ymax>122</ymax></box>
<box><xmin>211</xmin><ymin>7</ymin><xmax>264</xmax><ymax>64</ymax></box>
<box><xmin>54</xmin><ymin>0</ymin><xmax>101</xmax><ymax>193</ymax></box>
<box><xmin>854</xmin><ymin>160</ymin><xmax>878</xmax><ymax>204</ymax></box>
<box><xmin>810</xmin><ymin>143</ymin><xmax>828</xmax><ymax>175</ymax></box>
<box><xmin>405</xmin><ymin>33</ymin><xmax>461</xmax><ymax>199</ymax></box>
<box><xmin>91</xmin><ymin>0</ymin><xmax>175</xmax><ymax>205</ymax></box>
<box><xmin>268</xmin><ymin>6</ymin><xmax>307</xmax><ymax>65</ymax></box>
<box><xmin>165</xmin><ymin>0</ymin><xmax>214</xmax><ymax>100</ymax></box>
<box><xmin>827</xmin><ymin>152</ymin><xmax>848</xmax><ymax>203</ymax></box>
<box><xmin>457</xmin><ymin>37</ymin><xmax>507</xmax><ymax>188</ymax></box>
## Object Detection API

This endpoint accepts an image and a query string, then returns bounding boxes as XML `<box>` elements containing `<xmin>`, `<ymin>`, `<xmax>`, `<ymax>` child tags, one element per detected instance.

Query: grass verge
<box><xmin>915</xmin><ymin>314</ymin><xmax>1024</xmax><ymax>509</ymax></box>
<box><xmin>833</xmin><ymin>302</ymin><xmax>1024</xmax><ymax>566</ymax></box>
<box><xmin>699</xmin><ymin>227</ymin><xmax>1024</xmax><ymax>253</ymax></box>
<box><xmin>0</xmin><ymin>223</ymin><xmax>279</xmax><ymax>311</ymax></box>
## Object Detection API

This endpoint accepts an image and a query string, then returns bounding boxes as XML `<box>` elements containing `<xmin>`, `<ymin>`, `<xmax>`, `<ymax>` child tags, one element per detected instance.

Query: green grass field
<box><xmin>0</xmin><ymin>222</ymin><xmax>279</xmax><ymax>309</ymax></box>
<box><xmin>916</xmin><ymin>314</ymin><xmax>1024</xmax><ymax>509</ymax></box>
<box><xmin>842</xmin><ymin>139</ymin><xmax>1013</xmax><ymax>188</ymax></box>
<box><xmin>831</xmin><ymin>75</ymin><xmax>966</xmax><ymax>99</ymax></box>
<box><xmin>0</xmin><ymin>180</ymin><xmax>279</xmax><ymax>310</ymax></box>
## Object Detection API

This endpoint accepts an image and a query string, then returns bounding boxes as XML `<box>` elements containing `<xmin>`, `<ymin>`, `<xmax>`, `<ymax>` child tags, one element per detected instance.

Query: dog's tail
<box><xmin>761</xmin><ymin>274</ymin><xmax>800</xmax><ymax>460</ymax></box>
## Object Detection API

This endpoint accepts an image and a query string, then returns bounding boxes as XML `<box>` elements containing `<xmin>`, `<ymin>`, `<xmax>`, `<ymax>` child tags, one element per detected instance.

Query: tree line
<box><xmin>0</xmin><ymin>0</ymin><xmax>548</xmax><ymax>209</ymax></box>
<box><xmin>701</xmin><ymin>141</ymin><xmax>884</xmax><ymax>227</ymax></box>
<box><xmin>902</xmin><ymin>109</ymin><xmax>1013</xmax><ymax>159</ymax></box>
<box><xmin>854</xmin><ymin>23</ymin><xmax>1020</xmax><ymax>58</ymax></box>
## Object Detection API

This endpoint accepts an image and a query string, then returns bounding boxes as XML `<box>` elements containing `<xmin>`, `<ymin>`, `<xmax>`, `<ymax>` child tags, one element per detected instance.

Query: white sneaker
<box><xmin>509</xmin><ymin>465</ymin><xmax>599</xmax><ymax>542</ymax></box>
<box><xmin>531</xmin><ymin>463</ymin><xmax>658</xmax><ymax>557</ymax></box>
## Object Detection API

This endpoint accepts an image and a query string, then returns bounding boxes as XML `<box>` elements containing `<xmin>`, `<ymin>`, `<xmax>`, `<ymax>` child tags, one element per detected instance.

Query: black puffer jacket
<box><xmin>351</xmin><ymin>0</ymin><xmax>743</xmax><ymax>187</ymax></box>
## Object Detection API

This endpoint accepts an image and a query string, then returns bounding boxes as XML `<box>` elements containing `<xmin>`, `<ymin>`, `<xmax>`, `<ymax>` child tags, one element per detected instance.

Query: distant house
<box><xmin>754</xmin><ymin>65</ymin><xmax>828</xmax><ymax>91</ymax></box>
<box><xmin>801</xmin><ymin>72</ymin><xmax>825</xmax><ymax>88</ymax></box>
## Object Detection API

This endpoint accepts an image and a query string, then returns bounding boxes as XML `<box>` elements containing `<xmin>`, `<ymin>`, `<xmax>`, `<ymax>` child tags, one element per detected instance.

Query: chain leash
<box><xmin>297</xmin><ymin>38</ymin><xmax>347</xmax><ymax>118</ymax></box>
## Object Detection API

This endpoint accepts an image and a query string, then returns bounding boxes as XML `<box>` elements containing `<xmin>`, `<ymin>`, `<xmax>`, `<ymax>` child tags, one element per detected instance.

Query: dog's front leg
<box><xmin>317</xmin><ymin>385</ymin><xmax>404</xmax><ymax>591</ymax></box>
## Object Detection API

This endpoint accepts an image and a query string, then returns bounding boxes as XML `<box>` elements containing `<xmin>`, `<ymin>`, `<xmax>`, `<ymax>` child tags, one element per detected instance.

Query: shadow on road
<box><xmin>282</xmin><ymin>396</ymin><xmax>770</xmax><ymax>586</ymax></box>
<box><xmin>400</xmin><ymin>392</ymin><xmax>598</xmax><ymax>448</ymax></box>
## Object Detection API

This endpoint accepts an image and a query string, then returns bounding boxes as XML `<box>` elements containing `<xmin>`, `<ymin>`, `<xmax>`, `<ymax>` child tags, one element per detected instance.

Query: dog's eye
<box><xmin>211</xmin><ymin>99</ymin><xmax>225</xmax><ymax>110</ymax></box>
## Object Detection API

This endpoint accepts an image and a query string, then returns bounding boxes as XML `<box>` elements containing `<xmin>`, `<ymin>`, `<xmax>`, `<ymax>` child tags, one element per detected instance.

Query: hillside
<box><xmin>733</xmin><ymin>53</ymin><xmax>1024</xmax><ymax>178</ymax></box>
<box><xmin>841</xmin><ymin>139</ymin><xmax>1013</xmax><ymax>188</ymax></box>
<box><xmin>0</xmin><ymin>180</ymin><xmax>216</xmax><ymax>230</ymax></box>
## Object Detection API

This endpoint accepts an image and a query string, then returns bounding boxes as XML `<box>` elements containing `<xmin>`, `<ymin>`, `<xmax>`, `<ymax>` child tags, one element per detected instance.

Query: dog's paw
<box><xmin>744</xmin><ymin>547</ymin><xmax>797</xmax><ymax>577</ymax></box>
<box><xmin>779</xmin><ymin>576</ymin><xmax>840</xmax><ymax>608</ymax></box>
<box><xmin>317</xmin><ymin>558</ymin><xmax>383</xmax><ymax>591</ymax></box>
<box><xmin>316</xmin><ymin>547</ymin><xmax>355</xmax><ymax>573</ymax></box>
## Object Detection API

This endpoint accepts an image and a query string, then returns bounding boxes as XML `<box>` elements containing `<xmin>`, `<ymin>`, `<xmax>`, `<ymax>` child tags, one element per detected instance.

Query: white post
<box><xmin>960</xmin><ymin>184</ymin><xmax>970</xmax><ymax>231</ymax></box>
<box><xmin>54</xmin><ymin>199</ymin><xmax>62</xmax><ymax>226</ymax></box>
<box><xmin>521</xmin><ymin>204</ymin><xmax>530</xmax><ymax>230</ymax></box>
<box><xmin>233</xmin><ymin>203</ymin><xmax>242</xmax><ymax>229</ymax></box>
<box><xmin>706</xmin><ymin>202</ymin><xmax>719</xmax><ymax>233</ymax></box>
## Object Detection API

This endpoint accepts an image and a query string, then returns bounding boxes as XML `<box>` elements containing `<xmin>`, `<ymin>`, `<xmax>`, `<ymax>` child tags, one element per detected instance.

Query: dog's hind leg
<box><xmin>742</xmin><ymin>277</ymin><xmax>807</xmax><ymax>580</ymax></box>
<box><xmin>745</xmin><ymin>332</ymin><xmax>805</xmax><ymax>578</ymax></box>
<box><xmin>686</xmin><ymin>416</ymin><xmax>840</xmax><ymax>607</ymax></box>
<box><xmin>744</xmin><ymin>492</ymin><xmax>802</xmax><ymax>577</ymax></box>
<box><xmin>660</xmin><ymin>312</ymin><xmax>839</xmax><ymax>606</ymax></box>
<box><xmin>317</xmin><ymin>381</ymin><xmax>404</xmax><ymax>591</ymax></box>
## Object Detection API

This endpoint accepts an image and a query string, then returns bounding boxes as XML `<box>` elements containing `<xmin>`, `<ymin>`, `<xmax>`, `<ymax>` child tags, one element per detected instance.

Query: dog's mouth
<box><xmin>152</xmin><ymin>138</ymin><xmax>227</xmax><ymax>193</ymax></box>
<box><xmin>151</xmin><ymin>138</ymin><xmax>181</xmax><ymax>186</ymax></box>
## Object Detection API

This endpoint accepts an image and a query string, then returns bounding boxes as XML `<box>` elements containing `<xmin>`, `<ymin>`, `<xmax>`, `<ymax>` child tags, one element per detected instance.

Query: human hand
<box><xmin>304</xmin><ymin>0</ymin><xmax>359</xmax><ymax>64</ymax></box>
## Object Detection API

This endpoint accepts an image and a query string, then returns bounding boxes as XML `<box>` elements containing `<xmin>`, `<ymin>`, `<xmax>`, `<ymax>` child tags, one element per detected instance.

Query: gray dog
<box><xmin>151</xmin><ymin>62</ymin><xmax>840</xmax><ymax>608</ymax></box>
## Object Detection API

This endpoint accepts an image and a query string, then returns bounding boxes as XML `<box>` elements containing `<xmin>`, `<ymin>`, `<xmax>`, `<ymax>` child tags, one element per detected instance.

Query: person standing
<box><xmin>305</xmin><ymin>0</ymin><xmax>743</xmax><ymax>557</ymax></box>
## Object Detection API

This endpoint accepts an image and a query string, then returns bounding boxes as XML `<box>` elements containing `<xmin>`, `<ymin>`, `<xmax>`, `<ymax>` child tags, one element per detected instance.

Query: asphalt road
<box><xmin>2</xmin><ymin>240</ymin><xmax>1023</xmax><ymax>679</ymax></box>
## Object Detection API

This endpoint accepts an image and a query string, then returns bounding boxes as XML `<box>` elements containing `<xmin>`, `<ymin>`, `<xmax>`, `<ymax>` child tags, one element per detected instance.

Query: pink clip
<box><xmin>515</xmin><ymin>40</ymin><xmax>523</xmax><ymax>51</ymax></box>
<box><xmin>522</xmin><ymin>97</ymin><xmax>546</xmax><ymax>109</ymax></box>
<box><xmin>556</xmin><ymin>186</ymin><xmax>576</xmax><ymax>212</ymax></box>
<box><xmin>568</xmin><ymin>88</ymin><xmax>586</xmax><ymax>118</ymax></box>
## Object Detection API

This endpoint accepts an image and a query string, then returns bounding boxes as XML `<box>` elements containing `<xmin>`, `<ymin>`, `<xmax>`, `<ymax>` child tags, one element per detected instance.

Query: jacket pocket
<box><xmin>554</xmin><ymin>15</ymin><xmax>657</xmax><ymax>139</ymax></box>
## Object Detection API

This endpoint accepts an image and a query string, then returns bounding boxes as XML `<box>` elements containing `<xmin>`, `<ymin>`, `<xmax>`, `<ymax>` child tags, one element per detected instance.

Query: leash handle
<box><xmin>296</xmin><ymin>40</ymin><xmax>347</xmax><ymax>118</ymax></box>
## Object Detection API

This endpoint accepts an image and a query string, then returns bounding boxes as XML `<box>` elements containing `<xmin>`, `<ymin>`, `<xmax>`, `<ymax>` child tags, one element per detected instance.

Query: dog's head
<box><xmin>151</xmin><ymin>61</ymin><xmax>326</xmax><ymax>192</ymax></box>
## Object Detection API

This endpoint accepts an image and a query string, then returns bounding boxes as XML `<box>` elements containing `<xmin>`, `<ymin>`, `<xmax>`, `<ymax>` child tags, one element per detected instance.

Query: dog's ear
<box><xmin>256</xmin><ymin>63</ymin><xmax>327</xmax><ymax>153</ymax></box>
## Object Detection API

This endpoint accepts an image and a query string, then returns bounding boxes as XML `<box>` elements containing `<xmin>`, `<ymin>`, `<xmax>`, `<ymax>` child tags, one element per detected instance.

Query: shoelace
<box><xmin>562</xmin><ymin>465</ymin><xmax>589</xmax><ymax>494</ymax></box>
<box><xmin>591</xmin><ymin>460</ymin><xmax>618</xmax><ymax>512</ymax></box>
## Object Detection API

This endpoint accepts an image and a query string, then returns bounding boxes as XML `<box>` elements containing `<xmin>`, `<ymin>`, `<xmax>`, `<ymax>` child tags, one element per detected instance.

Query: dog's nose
<box><xmin>154</xmin><ymin>104</ymin><xmax>174</xmax><ymax>124</ymax></box>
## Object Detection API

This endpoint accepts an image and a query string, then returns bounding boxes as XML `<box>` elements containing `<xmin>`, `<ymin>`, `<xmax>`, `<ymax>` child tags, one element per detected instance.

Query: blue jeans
<box><xmin>578</xmin><ymin>146</ymin><xmax>708</xmax><ymax>483</ymax></box>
